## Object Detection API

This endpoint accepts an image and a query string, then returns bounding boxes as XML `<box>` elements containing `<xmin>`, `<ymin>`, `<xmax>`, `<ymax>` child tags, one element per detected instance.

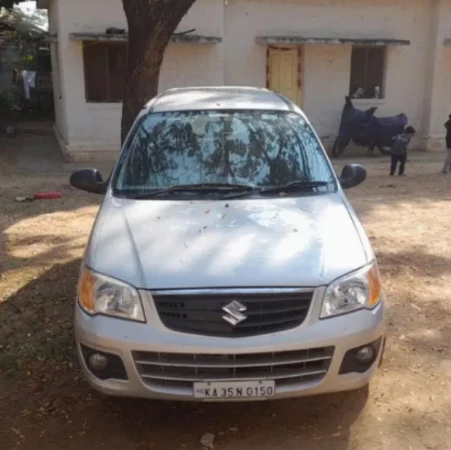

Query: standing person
<box><xmin>390</xmin><ymin>126</ymin><xmax>416</xmax><ymax>176</ymax></box>
<box><xmin>442</xmin><ymin>115</ymin><xmax>451</xmax><ymax>174</ymax></box>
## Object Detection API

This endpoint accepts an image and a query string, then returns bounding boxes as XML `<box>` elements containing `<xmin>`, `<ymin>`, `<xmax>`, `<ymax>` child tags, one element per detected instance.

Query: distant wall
<box><xmin>46</xmin><ymin>0</ymin><xmax>451</xmax><ymax>158</ymax></box>
<box><xmin>223</xmin><ymin>0</ymin><xmax>433</xmax><ymax>150</ymax></box>
<box><xmin>52</xmin><ymin>0</ymin><xmax>224</xmax><ymax>158</ymax></box>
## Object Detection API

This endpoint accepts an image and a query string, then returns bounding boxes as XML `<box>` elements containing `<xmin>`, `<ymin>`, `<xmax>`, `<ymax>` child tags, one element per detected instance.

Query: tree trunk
<box><xmin>121</xmin><ymin>0</ymin><xmax>197</xmax><ymax>144</ymax></box>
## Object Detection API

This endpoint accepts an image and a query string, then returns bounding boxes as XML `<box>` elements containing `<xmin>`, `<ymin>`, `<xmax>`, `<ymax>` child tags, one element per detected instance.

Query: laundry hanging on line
<box><xmin>21</xmin><ymin>70</ymin><xmax>37</xmax><ymax>99</ymax></box>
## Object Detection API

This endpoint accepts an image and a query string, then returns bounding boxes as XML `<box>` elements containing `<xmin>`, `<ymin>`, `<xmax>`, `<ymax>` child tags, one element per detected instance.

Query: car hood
<box><xmin>87</xmin><ymin>193</ymin><xmax>370</xmax><ymax>289</ymax></box>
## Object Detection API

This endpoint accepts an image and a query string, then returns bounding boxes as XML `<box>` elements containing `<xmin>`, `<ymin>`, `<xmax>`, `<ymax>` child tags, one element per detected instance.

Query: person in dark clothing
<box><xmin>390</xmin><ymin>126</ymin><xmax>416</xmax><ymax>176</ymax></box>
<box><xmin>442</xmin><ymin>115</ymin><xmax>451</xmax><ymax>174</ymax></box>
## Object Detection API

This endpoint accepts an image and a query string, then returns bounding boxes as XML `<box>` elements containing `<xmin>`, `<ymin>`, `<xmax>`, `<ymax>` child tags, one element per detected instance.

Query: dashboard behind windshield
<box><xmin>113</xmin><ymin>110</ymin><xmax>335</xmax><ymax>197</ymax></box>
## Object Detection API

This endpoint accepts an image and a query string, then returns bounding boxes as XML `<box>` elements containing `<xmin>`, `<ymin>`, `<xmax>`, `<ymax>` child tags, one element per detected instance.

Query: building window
<box><xmin>349</xmin><ymin>46</ymin><xmax>386</xmax><ymax>99</ymax></box>
<box><xmin>83</xmin><ymin>42</ymin><xmax>127</xmax><ymax>102</ymax></box>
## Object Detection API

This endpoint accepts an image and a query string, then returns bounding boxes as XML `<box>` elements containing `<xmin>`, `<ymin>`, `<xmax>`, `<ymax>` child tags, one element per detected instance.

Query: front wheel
<box><xmin>377</xmin><ymin>145</ymin><xmax>391</xmax><ymax>156</ymax></box>
<box><xmin>331</xmin><ymin>137</ymin><xmax>347</xmax><ymax>158</ymax></box>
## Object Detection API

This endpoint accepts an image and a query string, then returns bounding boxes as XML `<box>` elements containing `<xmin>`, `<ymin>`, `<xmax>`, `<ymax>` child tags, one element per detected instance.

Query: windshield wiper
<box><xmin>131</xmin><ymin>183</ymin><xmax>255</xmax><ymax>199</ymax></box>
<box><xmin>222</xmin><ymin>181</ymin><xmax>330</xmax><ymax>199</ymax></box>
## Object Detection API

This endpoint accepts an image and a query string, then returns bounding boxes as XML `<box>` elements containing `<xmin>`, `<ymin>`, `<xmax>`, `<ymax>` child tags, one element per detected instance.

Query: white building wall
<box><xmin>47</xmin><ymin>0</ymin><xmax>68</xmax><ymax>145</ymax></box>
<box><xmin>53</xmin><ymin>0</ymin><xmax>224</xmax><ymax>157</ymax></box>
<box><xmin>159</xmin><ymin>44</ymin><xmax>224</xmax><ymax>92</ymax></box>
<box><xmin>44</xmin><ymin>0</ymin><xmax>451</xmax><ymax>158</ymax></box>
<box><xmin>223</xmin><ymin>0</ymin><xmax>432</xmax><ymax>148</ymax></box>
<box><xmin>302</xmin><ymin>45</ymin><xmax>351</xmax><ymax>141</ymax></box>
<box><xmin>423</xmin><ymin>0</ymin><xmax>451</xmax><ymax>149</ymax></box>
<box><xmin>441</xmin><ymin>49</ymin><xmax>451</xmax><ymax>134</ymax></box>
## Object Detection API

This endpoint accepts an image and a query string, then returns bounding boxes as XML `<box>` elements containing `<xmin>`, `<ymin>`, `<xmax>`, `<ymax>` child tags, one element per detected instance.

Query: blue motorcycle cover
<box><xmin>338</xmin><ymin>98</ymin><xmax>376</xmax><ymax>140</ymax></box>
<box><xmin>363</xmin><ymin>114</ymin><xmax>408</xmax><ymax>147</ymax></box>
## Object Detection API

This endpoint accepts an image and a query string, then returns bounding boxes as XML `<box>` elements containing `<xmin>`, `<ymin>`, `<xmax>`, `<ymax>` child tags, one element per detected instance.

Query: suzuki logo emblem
<box><xmin>222</xmin><ymin>300</ymin><xmax>248</xmax><ymax>326</ymax></box>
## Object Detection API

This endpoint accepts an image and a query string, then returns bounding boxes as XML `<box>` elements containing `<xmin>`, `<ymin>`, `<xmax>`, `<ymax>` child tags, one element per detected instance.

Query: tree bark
<box><xmin>121</xmin><ymin>0</ymin><xmax>197</xmax><ymax>144</ymax></box>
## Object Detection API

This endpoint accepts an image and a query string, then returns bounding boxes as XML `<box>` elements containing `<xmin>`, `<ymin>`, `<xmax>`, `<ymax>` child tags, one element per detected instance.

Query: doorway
<box><xmin>267</xmin><ymin>46</ymin><xmax>302</xmax><ymax>106</ymax></box>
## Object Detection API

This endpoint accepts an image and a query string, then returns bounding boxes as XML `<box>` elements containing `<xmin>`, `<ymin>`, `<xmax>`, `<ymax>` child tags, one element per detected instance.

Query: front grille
<box><xmin>133</xmin><ymin>347</ymin><xmax>334</xmax><ymax>390</ymax></box>
<box><xmin>152</xmin><ymin>289</ymin><xmax>313</xmax><ymax>337</ymax></box>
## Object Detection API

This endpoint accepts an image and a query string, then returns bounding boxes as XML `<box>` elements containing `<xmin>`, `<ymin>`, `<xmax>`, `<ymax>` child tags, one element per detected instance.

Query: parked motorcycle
<box><xmin>331</xmin><ymin>96</ymin><xmax>408</xmax><ymax>158</ymax></box>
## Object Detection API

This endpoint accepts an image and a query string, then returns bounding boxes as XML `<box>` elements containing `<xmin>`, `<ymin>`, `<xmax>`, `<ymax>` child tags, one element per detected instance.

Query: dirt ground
<box><xmin>1</xmin><ymin>143</ymin><xmax>451</xmax><ymax>450</ymax></box>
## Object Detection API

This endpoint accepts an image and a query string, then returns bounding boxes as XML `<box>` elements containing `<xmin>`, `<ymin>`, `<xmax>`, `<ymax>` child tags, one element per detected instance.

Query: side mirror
<box><xmin>339</xmin><ymin>164</ymin><xmax>367</xmax><ymax>189</ymax></box>
<box><xmin>70</xmin><ymin>169</ymin><xmax>107</xmax><ymax>194</ymax></box>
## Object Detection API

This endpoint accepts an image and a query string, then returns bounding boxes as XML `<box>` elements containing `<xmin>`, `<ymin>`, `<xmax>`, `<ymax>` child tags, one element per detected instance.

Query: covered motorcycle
<box><xmin>360</xmin><ymin>114</ymin><xmax>408</xmax><ymax>148</ymax></box>
<box><xmin>332</xmin><ymin>96</ymin><xmax>408</xmax><ymax>158</ymax></box>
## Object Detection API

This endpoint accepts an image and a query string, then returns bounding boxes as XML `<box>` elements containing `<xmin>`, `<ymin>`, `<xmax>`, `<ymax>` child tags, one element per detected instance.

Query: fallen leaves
<box><xmin>11</xmin><ymin>428</ymin><xmax>25</xmax><ymax>440</ymax></box>
<box><xmin>200</xmin><ymin>432</ymin><xmax>215</xmax><ymax>449</ymax></box>
<box><xmin>1</xmin><ymin>156</ymin><xmax>451</xmax><ymax>450</ymax></box>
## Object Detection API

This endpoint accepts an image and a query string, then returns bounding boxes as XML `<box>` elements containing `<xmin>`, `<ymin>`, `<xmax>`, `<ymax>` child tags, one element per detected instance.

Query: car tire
<box><xmin>331</xmin><ymin>138</ymin><xmax>347</xmax><ymax>158</ymax></box>
<box><xmin>377</xmin><ymin>145</ymin><xmax>391</xmax><ymax>156</ymax></box>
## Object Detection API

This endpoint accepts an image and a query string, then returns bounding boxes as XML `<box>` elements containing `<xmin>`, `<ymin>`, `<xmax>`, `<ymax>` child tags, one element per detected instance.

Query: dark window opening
<box><xmin>349</xmin><ymin>46</ymin><xmax>385</xmax><ymax>100</ymax></box>
<box><xmin>83</xmin><ymin>42</ymin><xmax>127</xmax><ymax>102</ymax></box>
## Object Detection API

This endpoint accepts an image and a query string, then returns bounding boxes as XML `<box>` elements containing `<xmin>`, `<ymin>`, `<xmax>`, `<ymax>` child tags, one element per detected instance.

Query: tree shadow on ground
<box><xmin>378</xmin><ymin>250</ymin><xmax>451</xmax><ymax>279</ymax></box>
<box><xmin>2</xmin><ymin>156</ymin><xmax>451</xmax><ymax>449</ymax></box>
<box><xmin>347</xmin><ymin>174</ymin><xmax>451</xmax><ymax>220</ymax></box>
<box><xmin>0</xmin><ymin>259</ymin><xmax>369</xmax><ymax>450</ymax></box>
<box><xmin>376</xmin><ymin>246</ymin><xmax>451</xmax><ymax>356</ymax></box>
<box><xmin>0</xmin><ymin>180</ymin><xmax>101</xmax><ymax>278</ymax></box>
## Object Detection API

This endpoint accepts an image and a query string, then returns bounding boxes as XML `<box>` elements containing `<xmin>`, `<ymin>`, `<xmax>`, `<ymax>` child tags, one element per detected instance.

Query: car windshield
<box><xmin>113</xmin><ymin>110</ymin><xmax>335</xmax><ymax>197</ymax></box>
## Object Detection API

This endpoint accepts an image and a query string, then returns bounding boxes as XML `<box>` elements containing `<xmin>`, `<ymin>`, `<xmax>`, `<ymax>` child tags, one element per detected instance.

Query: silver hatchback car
<box><xmin>70</xmin><ymin>87</ymin><xmax>385</xmax><ymax>402</ymax></box>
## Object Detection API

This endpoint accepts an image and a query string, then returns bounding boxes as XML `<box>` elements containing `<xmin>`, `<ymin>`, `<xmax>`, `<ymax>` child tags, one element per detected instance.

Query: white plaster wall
<box><xmin>441</xmin><ymin>48</ymin><xmax>451</xmax><ymax>127</ymax></box>
<box><xmin>423</xmin><ymin>0</ymin><xmax>451</xmax><ymax>149</ymax></box>
<box><xmin>159</xmin><ymin>44</ymin><xmax>224</xmax><ymax>92</ymax></box>
<box><xmin>303</xmin><ymin>45</ymin><xmax>351</xmax><ymax>139</ymax></box>
<box><xmin>53</xmin><ymin>0</ymin><xmax>224</xmax><ymax>155</ymax></box>
<box><xmin>224</xmin><ymin>0</ymin><xmax>432</xmax><ymax>147</ymax></box>
<box><xmin>47</xmin><ymin>0</ymin><xmax>68</xmax><ymax>144</ymax></box>
<box><xmin>46</xmin><ymin>0</ymin><xmax>449</xmax><ymax>156</ymax></box>
<box><xmin>439</xmin><ymin>8</ymin><xmax>451</xmax><ymax>135</ymax></box>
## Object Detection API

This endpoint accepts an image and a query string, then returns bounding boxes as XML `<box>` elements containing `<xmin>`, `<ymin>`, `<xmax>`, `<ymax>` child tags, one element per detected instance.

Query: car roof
<box><xmin>147</xmin><ymin>86</ymin><xmax>294</xmax><ymax>113</ymax></box>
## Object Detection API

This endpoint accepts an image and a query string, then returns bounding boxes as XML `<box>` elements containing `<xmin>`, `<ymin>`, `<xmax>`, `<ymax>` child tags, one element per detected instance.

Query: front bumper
<box><xmin>74</xmin><ymin>290</ymin><xmax>386</xmax><ymax>402</ymax></box>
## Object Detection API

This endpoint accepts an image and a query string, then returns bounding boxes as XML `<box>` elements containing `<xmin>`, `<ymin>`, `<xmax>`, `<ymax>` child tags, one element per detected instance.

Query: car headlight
<box><xmin>320</xmin><ymin>262</ymin><xmax>382</xmax><ymax>319</ymax></box>
<box><xmin>78</xmin><ymin>267</ymin><xmax>145</xmax><ymax>322</ymax></box>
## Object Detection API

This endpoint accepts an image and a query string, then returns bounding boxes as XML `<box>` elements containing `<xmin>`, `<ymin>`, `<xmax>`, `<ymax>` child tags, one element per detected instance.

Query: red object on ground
<box><xmin>33</xmin><ymin>192</ymin><xmax>62</xmax><ymax>200</ymax></box>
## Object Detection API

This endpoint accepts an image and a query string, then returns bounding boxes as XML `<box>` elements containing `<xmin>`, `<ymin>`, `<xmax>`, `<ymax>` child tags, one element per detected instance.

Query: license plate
<box><xmin>193</xmin><ymin>380</ymin><xmax>275</xmax><ymax>399</ymax></box>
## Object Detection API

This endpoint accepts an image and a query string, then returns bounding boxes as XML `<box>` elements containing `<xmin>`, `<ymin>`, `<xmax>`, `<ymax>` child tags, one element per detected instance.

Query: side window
<box><xmin>349</xmin><ymin>46</ymin><xmax>386</xmax><ymax>100</ymax></box>
<box><xmin>83</xmin><ymin>42</ymin><xmax>127</xmax><ymax>102</ymax></box>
